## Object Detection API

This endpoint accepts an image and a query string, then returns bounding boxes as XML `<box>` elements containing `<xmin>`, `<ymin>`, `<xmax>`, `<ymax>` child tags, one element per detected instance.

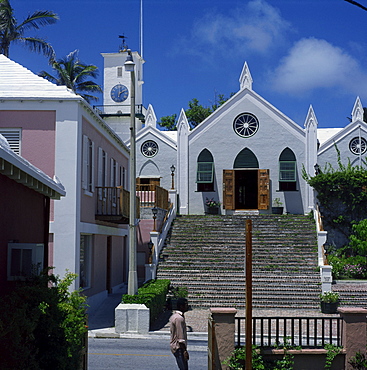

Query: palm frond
<box><xmin>38</xmin><ymin>50</ymin><xmax>102</xmax><ymax>102</ymax></box>
<box><xmin>18</xmin><ymin>36</ymin><xmax>55</xmax><ymax>58</ymax></box>
<box><xmin>18</xmin><ymin>11</ymin><xmax>58</xmax><ymax>31</ymax></box>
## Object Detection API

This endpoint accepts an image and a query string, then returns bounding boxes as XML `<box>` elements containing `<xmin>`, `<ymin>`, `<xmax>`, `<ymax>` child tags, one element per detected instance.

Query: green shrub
<box><xmin>349</xmin><ymin>351</ymin><xmax>367</xmax><ymax>369</ymax></box>
<box><xmin>329</xmin><ymin>255</ymin><xmax>367</xmax><ymax>279</ymax></box>
<box><xmin>223</xmin><ymin>345</ymin><xmax>265</xmax><ymax>370</ymax></box>
<box><xmin>0</xmin><ymin>270</ymin><xmax>87</xmax><ymax>370</ymax></box>
<box><xmin>122</xmin><ymin>279</ymin><xmax>170</xmax><ymax>323</ymax></box>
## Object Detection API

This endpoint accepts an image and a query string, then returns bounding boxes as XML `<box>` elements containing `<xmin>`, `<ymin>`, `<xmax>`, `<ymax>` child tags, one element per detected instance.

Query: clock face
<box><xmin>110</xmin><ymin>84</ymin><xmax>129</xmax><ymax>103</ymax></box>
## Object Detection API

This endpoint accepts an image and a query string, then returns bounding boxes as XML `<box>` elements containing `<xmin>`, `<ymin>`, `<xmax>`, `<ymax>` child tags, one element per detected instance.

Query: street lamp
<box><xmin>147</xmin><ymin>240</ymin><xmax>153</xmax><ymax>264</ymax></box>
<box><xmin>170</xmin><ymin>164</ymin><xmax>175</xmax><ymax>190</ymax></box>
<box><xmin>152</xmin><ymin>206</ymin><xmax>158</xmax><ymax>232</ymax></box>
<box><xmin>125</xmin><ymin>50</ymin><xmax>137</xmax><ymax>295</ymax></box>
<box><xmin>314</xmin><ymin>163</ymin><xmax>321</xmax><ymax>175</ymax></box>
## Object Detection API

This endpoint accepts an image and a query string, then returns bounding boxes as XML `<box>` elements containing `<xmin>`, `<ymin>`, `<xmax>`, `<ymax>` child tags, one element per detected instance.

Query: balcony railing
<box><xmin>95</xmin><ymin>186</ymin><xmax>140</xmax><ymax>224</ymax></box>
<box><xmin>93</xmin><ymin>104</ymin><xmax>145</xmax><ymax>119</ymax></box>
<box><xmin>136</xmin><ymin>184</ymin><xmax>169</xmax><ymax>210</ymax></box>
<box><xmin>235</xmin><ymin>316</ymin><xmax>343</xmax><ymax>348</ymax></box>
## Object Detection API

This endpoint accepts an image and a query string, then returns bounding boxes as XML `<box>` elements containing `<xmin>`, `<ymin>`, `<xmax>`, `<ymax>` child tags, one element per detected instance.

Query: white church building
<box><xmin>101</xmin><ymin>50</ymin><xmax>367</xmax><ymax>217</ymax></box>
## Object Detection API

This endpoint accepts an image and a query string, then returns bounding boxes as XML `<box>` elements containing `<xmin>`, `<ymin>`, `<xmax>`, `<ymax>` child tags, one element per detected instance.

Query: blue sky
<box><xmin>8</xmin><ymin>0</ymin><xmax>367</xmax><ymax>128</ymax></box>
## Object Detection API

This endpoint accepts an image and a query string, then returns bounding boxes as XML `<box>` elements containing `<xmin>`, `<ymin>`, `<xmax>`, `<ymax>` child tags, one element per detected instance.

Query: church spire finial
<box><xmin>352</xmin><ymin>96</ymin><xmax>363</xmax><ymax>123</ymax></box>
<box><xmin>239</xmin><ymin>62</ymin><xmax>253</xmax><ymax>90</ymax></box>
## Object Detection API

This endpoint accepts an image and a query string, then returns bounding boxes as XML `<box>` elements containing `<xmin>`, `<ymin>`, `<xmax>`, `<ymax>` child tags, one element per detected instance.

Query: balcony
<box><xmin>136</xmin><ymin>184</ymin><xmax>169</xmax><ymax>210</ymax></box>
<box><xmin>93</xmin><ymin>104</ymin><xmax>145</xmax><ymax>121</ymax></box>
<box><xmin>95</xmin><ymin>186</ymin><xmax>140</xmax><ymax>224</ymax></box>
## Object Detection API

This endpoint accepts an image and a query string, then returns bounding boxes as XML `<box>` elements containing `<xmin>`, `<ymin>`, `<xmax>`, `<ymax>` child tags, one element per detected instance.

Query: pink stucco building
<box><xmin>0</xmin><ymin>133</ymin><xmax>65</xmax><ymax>296</ymax></box>
<box><xmin>0</xmin><ymin>55</ymin><xmax>131</xmax><ymax>310</ymax></box>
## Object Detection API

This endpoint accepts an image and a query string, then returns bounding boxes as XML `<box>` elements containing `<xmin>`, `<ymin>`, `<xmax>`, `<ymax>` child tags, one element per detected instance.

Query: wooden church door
<box><xmin>223</xmin><ymin>169</ymin><xmax>269</xmax><ymax>210</ymax></box>
<box><xmin>258</xmin><ymin>169</ymin><xmax>270</xmax><ymax>210</ymax></box>
<box><xmin>223</xmin><ymin>170</ymin><xmax>235</xmax><ymax>210</ymax></box>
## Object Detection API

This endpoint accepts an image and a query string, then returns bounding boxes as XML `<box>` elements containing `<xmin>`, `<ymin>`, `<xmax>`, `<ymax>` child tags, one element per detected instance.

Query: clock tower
<box><xmin>101</xmin><ymin>50</ymin><xmax>145</xmax><ymax>142</ymax></box>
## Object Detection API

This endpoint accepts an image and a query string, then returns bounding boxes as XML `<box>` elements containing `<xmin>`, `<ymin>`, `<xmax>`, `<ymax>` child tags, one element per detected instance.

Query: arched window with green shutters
<box><xmin>196</xmin><ymin>149</ymin><xmax>214</xmax><ymax>192</ymax></box>
<box><xmin>234</xmin><ymin>148</ymin><xmax>259</xmax><ymax>168</ymax></box>
<box><xmin>279</xmin><ymin>148</ymin><xmax>297</xmax><ymax>191</ymax></box>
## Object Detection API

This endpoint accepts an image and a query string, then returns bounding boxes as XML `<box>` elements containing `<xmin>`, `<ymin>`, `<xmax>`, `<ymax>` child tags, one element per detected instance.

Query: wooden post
<box><xmin>245</xmin><ymin>219</ymin><xmax>252</xmax><ymax>370</ymax></box>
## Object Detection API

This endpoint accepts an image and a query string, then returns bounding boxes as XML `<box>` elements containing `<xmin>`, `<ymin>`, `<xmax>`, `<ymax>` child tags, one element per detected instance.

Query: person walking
<box><xmin>169</xmin><ymin>298</ymin><xmax>189</xmax><ymax>370</ymax></box>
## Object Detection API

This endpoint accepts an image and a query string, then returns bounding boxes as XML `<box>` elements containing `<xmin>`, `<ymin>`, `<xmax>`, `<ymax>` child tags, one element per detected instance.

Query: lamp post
<box><xmin>125</xmin><ymin>50</ymin><xmax>138</xmax><ymax>295</ymax></box>
<box><xmin>170</xmin><ymin>164</ymin><xmax>176</xmax><ymax>190</ymax></box>
<box><xmin>314</xmin><ymin>163</ymin><xmax>321</xmax><ymax>175</ymax></box>
<box><xmin>147</xmin><ymin>240</ymin><xmax>153</xmax><ymax>264</ymax></box>
<box><xmin>152</xmin><ymin>206</ymin><xmax>158</xmax><ymax>232</ymax></box>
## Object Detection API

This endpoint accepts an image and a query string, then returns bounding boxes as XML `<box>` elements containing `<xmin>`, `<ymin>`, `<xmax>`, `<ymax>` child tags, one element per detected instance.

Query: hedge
<box><xmin>122</xmin><ymin>279</ymin><xmax>170</xmax><ymax>323</ymax></box>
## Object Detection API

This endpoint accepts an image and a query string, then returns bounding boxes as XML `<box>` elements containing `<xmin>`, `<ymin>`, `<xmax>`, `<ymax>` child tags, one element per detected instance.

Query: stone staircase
<box><xmin>156</xmin><ymin>214</ymin><xmax>321</xmax><ymax>309</ymax></box>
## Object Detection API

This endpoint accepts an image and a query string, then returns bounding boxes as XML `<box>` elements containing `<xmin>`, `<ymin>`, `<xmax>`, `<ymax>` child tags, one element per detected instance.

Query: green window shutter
<box><xmin>279</xmin><ymin>161</ymin><xmax>296</xmax><ymax>182</ymax></box>
<box><xmin>196</xmin><ymin>162</ymin><xmax>214</xmax><ymax>183</ymax></box>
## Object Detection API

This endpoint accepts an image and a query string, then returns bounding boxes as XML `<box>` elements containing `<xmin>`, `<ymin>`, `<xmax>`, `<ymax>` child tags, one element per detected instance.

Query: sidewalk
<box><xmin>87</xmin><ymin>293</ymin><xmax>338</xmax><ymax>339</ymax></box>
<box><xmin>87</xmin><ymin>292</ymin><xmax>208</xmax><ymax>339</ymax></box>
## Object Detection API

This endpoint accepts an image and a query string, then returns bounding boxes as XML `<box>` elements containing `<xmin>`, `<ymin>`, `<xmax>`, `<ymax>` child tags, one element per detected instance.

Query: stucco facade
<box><xmin>0</xmin><ymin>134</ymin><xmax>65</xmax><ymax>296</ymax></box>
<box><xmin>0</xmin><ymin>55</ymin><xmax>131</xmax><ymax>310</ymax></box>
<box><xmin>129</xmin><ymin>61</ymin><xmax>367</xmax><ymax>219</ymax></box>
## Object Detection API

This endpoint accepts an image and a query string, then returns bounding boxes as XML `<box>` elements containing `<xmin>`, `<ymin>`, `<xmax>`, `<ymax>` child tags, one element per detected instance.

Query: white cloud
<box><xmin>271</xmin><ymin>38</ymin><xmax>367</xmax><ymax>96</ymax></box>
<box><xmin>177</xmin><ymin>0</ymin><xmax>291</xmax><ymax>59</ymax></box>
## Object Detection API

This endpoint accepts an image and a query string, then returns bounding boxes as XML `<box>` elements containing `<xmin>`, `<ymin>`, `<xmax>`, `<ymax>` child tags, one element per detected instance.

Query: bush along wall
<box><xmin>122</xmin><ymin>279</ymin><xmax>170</xmax><ymax>324</ymax></box>
<box><xmin>303</xmin><ymin>146</ymin><xmax>367</xmax><ymax>248</ymax></box>
<box><xmin>0</xmin><ymin>270</ymin><xmax>88</xmax><ymax>370</ymax></box>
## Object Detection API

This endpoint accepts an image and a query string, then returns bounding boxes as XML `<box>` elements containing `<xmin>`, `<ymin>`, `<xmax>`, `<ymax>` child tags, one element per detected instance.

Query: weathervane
<box><xmin>119</xmin><ymin>34</ymin><xmax>128</xmax><ymax>52</ymax></box>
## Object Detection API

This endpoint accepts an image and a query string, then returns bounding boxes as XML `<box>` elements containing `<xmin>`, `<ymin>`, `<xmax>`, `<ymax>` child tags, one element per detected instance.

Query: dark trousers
<box><xmin>173</xmin><ymin>348</ymin><xmax>188</xmax><ymax>370</ymax></box>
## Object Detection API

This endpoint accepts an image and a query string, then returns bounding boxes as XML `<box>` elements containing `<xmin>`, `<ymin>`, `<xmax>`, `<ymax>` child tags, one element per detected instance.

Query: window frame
<box><xmin>196</xmin><ymin>162</ymin><xmax>214</xmax><ymax>183</ymax></box>
<box><xmin>7</xmin><ymin>243</ymin><xmax>44</xmax><ymax>281</ymax></box>
<box><xmin>79</xmin><ymin>235</ymin><xmax>92</xmax><ymax>290</ymax></box>
<box><xmin>279</xmin><ymin>161</ymin><xmax>297</xmax><ymax>182</ymax></box>
<box><xmin>349</xmin><ymin>137</ymin><xmax>367</xmax><ymax>155</ymax></box>
<box><xmin>0</xmin><ymin>128</ymin><xmax>21</xmax><ymax>154</ymax></box>
<box><xmin>278</xmin><ymin>161</ymin><xmax>297</xmax><ymax>191</ymax></box>
<box><xmin>82</xmin><ymin>135</ymin><xmax>95</xmax><ymax>195</ymax></box>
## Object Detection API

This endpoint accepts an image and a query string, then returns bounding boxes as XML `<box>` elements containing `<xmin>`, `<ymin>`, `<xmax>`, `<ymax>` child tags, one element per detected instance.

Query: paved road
<box><xmin>88</xmin><ymin>337</ymin><xmax>208</xmax><ymax>369</ymax></box>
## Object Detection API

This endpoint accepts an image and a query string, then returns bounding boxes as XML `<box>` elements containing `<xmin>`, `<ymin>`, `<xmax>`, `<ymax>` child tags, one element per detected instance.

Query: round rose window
<box><xmin>349</xmin><ymin>137</ymin><xmax>367</xmax><ymax>155</ymax></box>
<box><xmin>233</xmin><ymin>113</ymin><xmax>259</xmax><ymax>138</ymax></box>
<box><xmin>141</xmin><ymin>140</ymin><xmax>159</xmax><ymax>157</ymax></box>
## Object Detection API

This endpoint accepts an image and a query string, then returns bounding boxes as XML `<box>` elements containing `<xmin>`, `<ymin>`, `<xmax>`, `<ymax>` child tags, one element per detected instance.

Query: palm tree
<box><xmin>0</xmin><ymin>0</ymin><xmax>58</xmax><ymax>58</ymax></box>
<box><xmin>344</xmin><ymin>0</ymin><xmax>367</xmax><ymax>12</ymax></box>
<box><xmin>38</xmin><ymin>50</ymin><xmax>103</xmax><ymax>103</ymax></box>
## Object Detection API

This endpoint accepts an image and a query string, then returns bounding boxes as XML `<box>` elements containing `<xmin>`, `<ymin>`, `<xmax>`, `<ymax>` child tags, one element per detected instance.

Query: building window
<box><xmin>80</xmin><ymin>235</ymin><xmax>92</xmax><ymax>289</ymax></box>
<box><xmin>233</xmin><ymin>113</ymin><xmax>259</xmax><ymax>138</ymax></box>
<box><xmin>97</xmin><ymin>147</ymin><xmax>108</xmax><ymax>198</ymax></box>
<box><xmin>117</xmin><ymin>66</ymin><xmax>123</xmax><ymax>77</ymax></box>
<box><xmin>82</xmin><ymin>135</ymin><xmax>94</xmax><ymax>193</ymax></box>
<box><xmin>234</xmin><ymin>148</ymin><xmax>259</xmax><ymax>168</ymax></box>
<box><xmin>279</xmin><ymin>148</ymin><xmax>297</xmax><ymax>191</ymax></box>
<box><xmin>196</xmin><ymin>149</ymin><xmax>214</xmax><ymax>192</ymax></box>
<box><xmin>0</xmin><ymin>128</ymin><xmax>21</xmax><ymax>154</ymax></box>
<box><xmin>7</xmin><ymin>243</ymin><xmax>44</xmax><ymax>280</ymax></box>
<box><xmin>111</xmin><ymin>158</ymin><xmax>117</xmax><ymax>186</ymax></box>
<box><xmin>141</xmin><ymin>140</ymin><xmax>159</xmax><ymax>157</ymax></box>
<box><xmin>349</xmin><ymin>137</ymin><xmax>367</xmax><ymax>155</ymax></box>
<box><xmin>119</xmin><ymin>166</ymin><xmax>126</xmax><ymax>188</ymax></box>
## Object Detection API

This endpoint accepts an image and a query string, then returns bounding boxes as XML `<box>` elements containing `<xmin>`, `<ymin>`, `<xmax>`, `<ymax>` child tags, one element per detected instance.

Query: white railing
<box><xmin>314</xmin><ymin>204</ymin><xmax>332</xmax><ymax>293</ymax></box>
<box><xmin>145</xmin><ymin>189</ymin><xmax>177</xmax><ymax>280</ymax></box>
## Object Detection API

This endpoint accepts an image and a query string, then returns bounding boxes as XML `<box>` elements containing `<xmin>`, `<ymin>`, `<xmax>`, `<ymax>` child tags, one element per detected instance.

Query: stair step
<box><xmin>156</xmin><ymin>215</ymin><xmax>367</xmax><ymax>309</ymax></box>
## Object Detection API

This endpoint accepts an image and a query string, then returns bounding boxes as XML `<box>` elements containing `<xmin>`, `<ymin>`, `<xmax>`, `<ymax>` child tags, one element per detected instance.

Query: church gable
<box><xmin>318</xmin><ymin>98</ymin><xmax>367</xmax><ymax>167</ymax></box>
<box><xmin>189</xmin><ymin>62</ymin><xmax>304</xmax><ymax>145</ymax></box>
<box><xmin>189</xmin><ymin>87</ymin><xmax>305</xmax><ymax>152</ymax></box>
<box><xmin>318</xmin><ymin>121</ymin><xmax>367</xmax><ymax>168</ymax></box>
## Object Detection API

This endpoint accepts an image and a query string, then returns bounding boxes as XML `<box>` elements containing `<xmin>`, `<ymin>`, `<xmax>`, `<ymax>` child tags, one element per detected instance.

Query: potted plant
<box><xmin>272</xmin><ymin>198</ymin><xmax>284</xmax><ymax>214</ymax></box>
<box><xmin>320</xmin><ymin>291</ymin><xmax>340</xmax><ymax>313</ymax></box>
<box><xmin>205</xmin><ymin>198</ymin><xmax>221</xmax><ymax>215</ymax></box>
